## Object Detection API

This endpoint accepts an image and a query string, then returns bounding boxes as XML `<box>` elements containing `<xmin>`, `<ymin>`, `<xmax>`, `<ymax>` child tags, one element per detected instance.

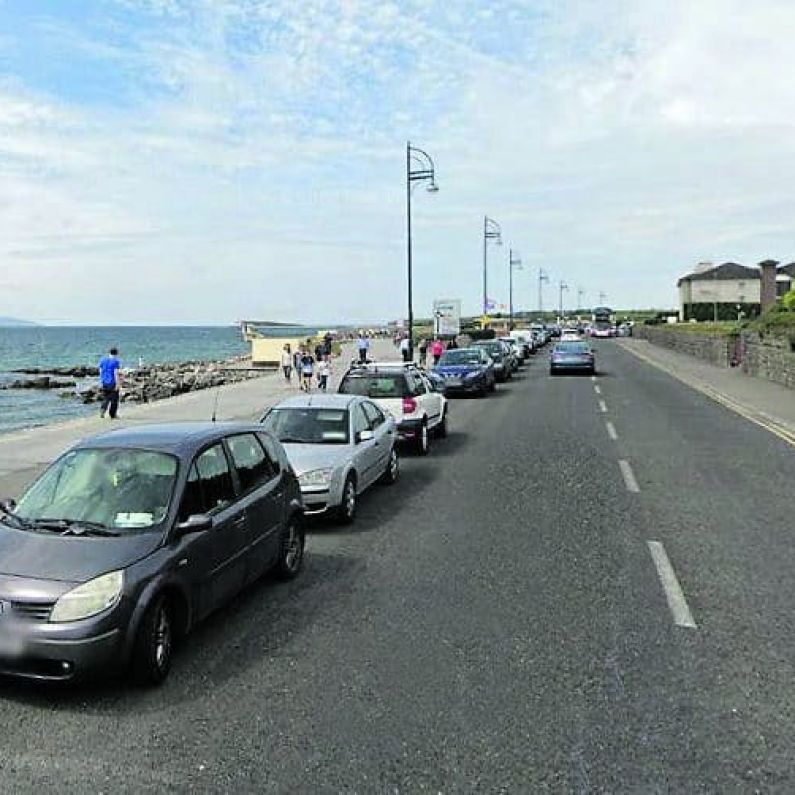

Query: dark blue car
<box><xmin>432</xmin><ymin>348</ymin><xmax>496</xmax><ymax>397</ymax></box>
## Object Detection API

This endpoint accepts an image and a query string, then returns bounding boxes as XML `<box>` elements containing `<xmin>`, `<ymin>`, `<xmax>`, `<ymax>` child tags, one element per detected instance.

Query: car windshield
<box><xmin>262</xmin><ymin>408</ymin><xmax>350</xmax><ymax>444</ymax></box>
<box><xmin>13</xmin><ymin>448</ymin><xmax>178</xmax><ymax>531</ymax></box>
<box><xmin>475</xmin><ymin>343</ymin><xmax>503</xmax><ymax>357</ymax></box>
<box><xmin>439</xmin><ymin>349</ymin><xmax>482</xmax><ymax>365</ymax></box>
<box><xmin>339</xmin><ymin>373</ymin><xmax>407</xmax><ymax>398</ymax></box>
<box><xmin>555</xmin><ymin>342</ymin><xmax>591</xmax><ymax>354</ymax></box>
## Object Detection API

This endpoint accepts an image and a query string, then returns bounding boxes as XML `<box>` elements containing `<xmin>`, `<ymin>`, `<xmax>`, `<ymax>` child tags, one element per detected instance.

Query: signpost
<box><xmin>433</xmin><ymin>299</ymin><xmax>461</xmax><ymax>337</ymax></box>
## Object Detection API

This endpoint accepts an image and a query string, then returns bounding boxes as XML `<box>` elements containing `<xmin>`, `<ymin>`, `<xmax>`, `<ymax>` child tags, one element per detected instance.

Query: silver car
<box><xmin>260</xmin><ymin>394</ymin><xmax>399</xmax><ymax>524</ymax></box>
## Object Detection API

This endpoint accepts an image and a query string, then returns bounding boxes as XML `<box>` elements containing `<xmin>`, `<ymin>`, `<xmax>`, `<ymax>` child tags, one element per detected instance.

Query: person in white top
<box><xmin>400</xmin><ymin>335</ymin><xmax>411</xmax><ymax>363</ymax></box>
<box><xmin>280</xmin><ymin>344</ymin><xmax>293</xmax><ymax>382</ymax></box>
<box><xmin>317</xmin><ymin>356</ymin><xmax>331</xmax><ymax>392</ymax></box>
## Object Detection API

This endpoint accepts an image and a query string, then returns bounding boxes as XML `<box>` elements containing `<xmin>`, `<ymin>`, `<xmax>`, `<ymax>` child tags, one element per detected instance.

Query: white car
<box><xmin>560</xmin><ymin>331</ymin><xmax>583</xmax><ymax>342</ymax></box>
<box><xmin>337</xmin><ymin>362</ymin><xmax>448</xmax><ymax>455</ymax></box>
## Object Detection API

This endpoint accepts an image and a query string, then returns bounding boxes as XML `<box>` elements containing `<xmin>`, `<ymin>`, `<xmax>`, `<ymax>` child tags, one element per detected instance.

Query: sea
<box><xmin>0</xmin><ymin>326</ymin><xmax>248</xmax><ymax>435</ymax></box>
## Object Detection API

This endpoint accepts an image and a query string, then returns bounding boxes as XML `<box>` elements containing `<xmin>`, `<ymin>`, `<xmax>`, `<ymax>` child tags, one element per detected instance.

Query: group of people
<box><xmin>393</xmin><ymin>336</ymin><xmax>452</xmax><ymax>366</ymax></box>
<box><xmin>281</xmin><ymin>336</ymin><xmax>333</xmax><ymax>393</ymax></box>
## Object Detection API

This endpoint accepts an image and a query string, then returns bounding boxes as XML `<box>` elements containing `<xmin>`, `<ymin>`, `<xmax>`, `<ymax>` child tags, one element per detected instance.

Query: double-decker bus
<box><xmin>591</xmin><ymin>306</ymin><xmax>615</xmax><ymax>338</ymax></box>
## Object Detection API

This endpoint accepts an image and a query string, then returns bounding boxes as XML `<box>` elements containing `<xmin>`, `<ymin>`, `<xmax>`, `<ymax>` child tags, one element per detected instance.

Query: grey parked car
<box><xmin>0</xmin><ymin>422</ymin><xmax>304</xmax><ymax>685</ymax></box>
<box><xmin>261</xmin><ymin>394</ymin><xmax>399</xmax><ymax>524</ymax></box>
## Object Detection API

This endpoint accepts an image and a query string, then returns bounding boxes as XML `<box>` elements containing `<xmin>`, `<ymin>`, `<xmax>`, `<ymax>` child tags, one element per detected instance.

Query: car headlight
<box><xmin>464</xmin><ymin>370</ymin><xmax>481</xmax><ymax>380</ymax></box>
<box><xmin>299</xmin><ymin>468</ymin><xmax>334</xmax><ymax>488</ymax></box>
<box><xmin>50</xmin><ymin>570</ymin><xmax>124</xmax><ymax>623</ymax></box>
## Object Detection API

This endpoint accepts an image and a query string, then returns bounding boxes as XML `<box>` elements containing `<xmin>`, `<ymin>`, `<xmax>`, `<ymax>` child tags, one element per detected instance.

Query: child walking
<box><xmin>317</xmin><ymin>356</ymin><xmax>331</xmax><ymax>392</ymax></box>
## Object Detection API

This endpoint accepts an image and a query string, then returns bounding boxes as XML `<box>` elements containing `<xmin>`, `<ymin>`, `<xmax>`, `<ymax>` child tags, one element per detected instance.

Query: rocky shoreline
<box><xmin>1</xmin><ymin>357</ymin><xmax>261</xmax><ymax>404</ymax></box>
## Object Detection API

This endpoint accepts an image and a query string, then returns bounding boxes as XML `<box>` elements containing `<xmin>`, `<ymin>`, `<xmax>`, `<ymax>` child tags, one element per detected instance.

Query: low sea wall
<box><xmin>635</xmin><ymin>325</ymin><xmax>795</xmax><ymax>390</ymax></box>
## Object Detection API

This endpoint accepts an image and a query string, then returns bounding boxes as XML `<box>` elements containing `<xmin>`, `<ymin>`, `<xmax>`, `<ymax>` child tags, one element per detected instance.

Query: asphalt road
<box><xmin>1</xmin><ymin>342</ymin><xmax>794</xmax><ymax>792</ymax></box>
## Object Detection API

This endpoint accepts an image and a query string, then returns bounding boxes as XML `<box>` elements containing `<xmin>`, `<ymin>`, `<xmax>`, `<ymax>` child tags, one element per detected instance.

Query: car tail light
<box><xmin>402</xmin><ymin>397</ymin><xmax>417</xmax><ymax>414</ymax></box>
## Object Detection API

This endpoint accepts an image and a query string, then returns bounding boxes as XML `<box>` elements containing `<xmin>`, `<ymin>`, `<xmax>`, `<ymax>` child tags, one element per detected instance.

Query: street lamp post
<box><xmin>483</xmin><ymin>216</ymin><xmax>502</xmax><ymax>316</ymax></box>
<box><xmin>538</xmin><ymin>268</ymin><xmax>549</xmax><ymax>319</ymax></box>
<box><xmin>508</xmin><ymin>249</ymin><xmax>522</xmax><ymax>331</ymax></box>
<box><xmin>559</xmin><ymin>280</ymin><xmax>568</xmax><ymax>319</ymax></box>
<box><xmin>577</xmin><ymin>287</ymin><xmax>585</xmax><ymax>314</ymax></box>
<box><xmin>406</xmin><ymin>141</ymin><xmax>439</xmax><ymax>357</ymax></box>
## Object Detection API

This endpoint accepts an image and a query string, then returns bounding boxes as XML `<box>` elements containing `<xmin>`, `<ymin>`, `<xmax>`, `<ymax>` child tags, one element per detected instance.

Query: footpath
<box><xmin>618</xmin><ymin>338</ymin><xmax>795</xmax><ymax>448</ymax></box>
<box><xmin>0</xmin><ymin>340</ymin><xmax>399</xmax><ymax>497</ymax></box>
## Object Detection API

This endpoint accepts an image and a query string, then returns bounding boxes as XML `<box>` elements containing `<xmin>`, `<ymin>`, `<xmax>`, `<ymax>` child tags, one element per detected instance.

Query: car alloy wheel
<box><xmin>338</xmin><ymin>477</ymin><xmax>357</xmax><ymax>524</ymax></box>
<box><xmin>154</xmin><ymin>604</ymin><xmax>172</xmax><ymax>672</ymax></box>
<box><xmin>276</xmin><ymin>520</ymin><xmax>305</xmax><ymax>579</ymax></box>
<box><xmin>415</xmin><ymin>423</ymin><xmax>429</xmax><ymax>455</ymax></box>
<box><xmin>382</xmin><ymin>448</ymin><xmax>399</xmax><ymax>484</ymax></box>
<box><xmin>131</xmin><ymin>595</ymin><xmax>173</xmax><ymax>686</ymax></box>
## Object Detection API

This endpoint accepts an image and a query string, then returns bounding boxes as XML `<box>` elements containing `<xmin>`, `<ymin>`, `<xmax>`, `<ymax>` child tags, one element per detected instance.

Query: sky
<box><xmin>2</xmin><ymin>0</ymin><xmax>795</xmax><ymax>325</ymax></box>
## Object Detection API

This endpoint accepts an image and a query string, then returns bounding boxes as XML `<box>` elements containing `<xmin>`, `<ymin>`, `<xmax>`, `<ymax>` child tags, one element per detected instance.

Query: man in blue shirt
<box><xmin>98</xmin><ymin>347</ymin><xmax>122</xmax><ymax>419</ymax></box>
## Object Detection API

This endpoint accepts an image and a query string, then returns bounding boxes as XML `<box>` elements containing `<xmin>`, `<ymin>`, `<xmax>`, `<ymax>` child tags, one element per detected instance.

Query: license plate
<box><xmin>446</xmin><ymin>378</ymin><xmax>462</xmax><ymax>386</ymax></box>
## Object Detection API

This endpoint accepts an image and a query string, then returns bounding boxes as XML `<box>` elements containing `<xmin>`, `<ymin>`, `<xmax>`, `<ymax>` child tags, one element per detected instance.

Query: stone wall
<box><xmin>635</xmin><ymin>326</ymin><xmax>733</xmax><ymax>367</ymax></box>
<box><xmin>635</xmin><ymin>325</ymin><xmax>795</xmax><ymax>390</ymax></box>
<box><xmin>741</xmin><ymin>332</ymin><xmax>795</xmax><ymax>390</ymax></box>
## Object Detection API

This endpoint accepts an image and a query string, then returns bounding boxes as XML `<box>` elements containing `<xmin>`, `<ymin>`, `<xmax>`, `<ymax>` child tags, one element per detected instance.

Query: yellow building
<box><xmin>240</xmin><ymin>321</ymin><xmax>335</xmax><ymax>367</ymax></box>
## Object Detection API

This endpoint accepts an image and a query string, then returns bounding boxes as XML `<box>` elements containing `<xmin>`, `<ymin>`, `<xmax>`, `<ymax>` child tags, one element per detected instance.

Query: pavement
<box><xmin>0</xmin><ymin>340</ymin><xmax>794</xmax><ymax>790</ymax></box>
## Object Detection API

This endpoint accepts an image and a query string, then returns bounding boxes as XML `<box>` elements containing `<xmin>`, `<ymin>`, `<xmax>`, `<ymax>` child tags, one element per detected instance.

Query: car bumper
<box><xmin>0</xmin><ymin>625</ymin><xmax>123</xmax><ymax>681</ymax></box>
<box><xmin>397</xmin><ymin>417</ymin><xmax>424</xmax><ymax>440</ymax></box>
<box><xmin>300</xmin><ymin>482</ymin><xmax>344</xmax><ymax>514</ymax></box>
<box><xmin>550</xmin><ymin>361</ymin><xmax>594</xmax><ymax>372</ymax></box>
<box><xmin>442</xmin><ymin>378</ymin><xmax>485</xmax><ymax>393</ymax></box>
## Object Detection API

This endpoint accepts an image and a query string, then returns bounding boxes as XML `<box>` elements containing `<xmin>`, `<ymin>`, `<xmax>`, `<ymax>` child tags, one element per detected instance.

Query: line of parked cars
<box><xmin>0</xmin><ymin>327</ymin><xmax>576</xmax><ymax>687</ymax></box>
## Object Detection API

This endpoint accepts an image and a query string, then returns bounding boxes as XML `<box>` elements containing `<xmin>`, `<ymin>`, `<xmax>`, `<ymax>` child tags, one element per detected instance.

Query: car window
<box><xmin>408</xmin><ymin>374</ymin><xmax>426</xmax><ymax>397</ymax></box>
<box><xmin>339</xmin><ymin>373</ymin><xmax>408</xmax><ymax>398</ymax></box>
<box><xmin>262</xmin><ymin>408</ymin><xmax>350</xmax><ymax>444</ymax></box>
<box><xmin>227</xmin><ymin>433</ymin><xmax>274</xmax><ymax>493</ymax></box>
<box><xmin>352</xmin><ymin>404</ymin><xmax>371</xmax><ymax>434</ymax></box>
<box><xmin>178</xmin><ymin>464</ymin><xmax>205</xmax><ymax>522</ymax></box>
<box><xmin>257</xmin><ymin>432</ymin><xmax>283</xmax><ymax>472</ymax></box>
<box><xmin>362</xmin><ymin>401</ymin><xmax>385</xmax><ymax>427</ymax></box>
<box><xmin>194</xmin><ymin>443</ymin><xmax>237</xmax><ymax>513</ymax></box>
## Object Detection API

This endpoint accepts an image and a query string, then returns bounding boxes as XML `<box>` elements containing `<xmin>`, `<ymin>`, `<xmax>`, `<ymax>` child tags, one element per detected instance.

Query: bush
<box><xmin>783</xmin><ymin>288</ymin><xmax>795</xmax><ymax>311</ymax></box>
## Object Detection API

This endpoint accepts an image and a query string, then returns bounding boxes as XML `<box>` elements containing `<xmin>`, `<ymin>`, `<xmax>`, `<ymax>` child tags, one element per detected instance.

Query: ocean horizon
<box><xmin>0</xmin><ymin>325</ymin><xmax>250</xmax><ymax>435</ymax></box>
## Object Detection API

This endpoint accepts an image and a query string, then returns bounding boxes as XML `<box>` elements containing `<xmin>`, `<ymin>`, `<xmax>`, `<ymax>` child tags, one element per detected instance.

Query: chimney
<box><xmin>759</xmin><ymin>259</ymin><xmax>779</xmax><ymax>310</ymax></box>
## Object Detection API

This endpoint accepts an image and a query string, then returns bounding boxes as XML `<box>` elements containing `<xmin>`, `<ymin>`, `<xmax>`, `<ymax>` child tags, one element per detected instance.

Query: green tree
<box><xmin>783</xmin><ymin>287</ymin><xmax>795</xmax><ymax>311</ymax></box>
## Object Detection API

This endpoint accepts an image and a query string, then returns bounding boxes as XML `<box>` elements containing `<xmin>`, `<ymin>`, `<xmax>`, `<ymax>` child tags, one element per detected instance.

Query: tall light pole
<box><xmin>508</xmin><ymin>249</ymin><xmax>522</xmax><ymax>330</ymax></box>
<box><xmin>577</xmin><ymin>287</ymin><xmax>585</xmax><ymax>313</ymax></box>
<box><xmin>559</xmin><ymin>280</ymin><xmax>568</xmax><ymax>318</ymax></box>
<box><xmin>598</xmin><ymin>291</ymin><xmax>607</xmax><ymax>305</ymax></box>
<box><xmin>406</xmin><ymin>141</ymin><xmax>439</xmax><ymax>356</ymax></box>
<box><xmin>483</xmin><ymin>216</ymin><xmax>502</xmax><ymax>315</ymax></box>
<box><xmin>538</xmin><ymin>268</ymin><xmax>549</xmax><ymax>318</ymax></box>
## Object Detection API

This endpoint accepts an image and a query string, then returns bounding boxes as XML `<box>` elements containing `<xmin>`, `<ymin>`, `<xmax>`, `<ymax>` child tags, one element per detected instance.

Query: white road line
<box><xmin>647</xmin><ymin>541</ymin><xmax>697</xmax><ymax>629</ymax></box>
<box><xmin>606</xmin><ymin>421</ymin><xmax>618</xmax><ymax>440</ymax></box>
<box><xmin>594</xmin><ymin>385</ymin><xmax>602</xmax><ymax>395</ymax></box>
<box><xmin>618</xmin><ymin>459</ymin><xmax>640</xmax><ymax>492</ymax></box>
<box><xmin>598</xmin><ymin>400</ymin><xmax>608</xmax><ymax>413</ymax></box>
<box><xmin>590</xmin><ymin>375</ymin><xmax>597</xmax><ymax>382</ymax></box>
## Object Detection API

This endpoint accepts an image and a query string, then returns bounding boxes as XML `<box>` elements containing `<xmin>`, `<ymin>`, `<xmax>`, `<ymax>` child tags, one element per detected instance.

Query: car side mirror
<box><xmin>176</xmin><ymin>513</ymin><xmax>214</xmax><ymax>535</ymax></box>
<box><xmin>357</xmin><ymin>430</ymin><xmax>375</xmax><ymax>443</ymax></box>
<box><xmin>1</xmin><ymin>498</ymin><xmax>17</xmax><ymax>512</ymax></box>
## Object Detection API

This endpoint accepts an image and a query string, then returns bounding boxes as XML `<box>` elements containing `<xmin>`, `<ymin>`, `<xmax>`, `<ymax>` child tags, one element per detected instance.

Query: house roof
<box><xmin>778</xmin><ymin>262</ymin><xmax>795</xmax><ymax>277</ymax></box>
<box><xmin>678</xmin><ymin>262</ymin><xmax>761</xmax><ymax>286</ymax></box>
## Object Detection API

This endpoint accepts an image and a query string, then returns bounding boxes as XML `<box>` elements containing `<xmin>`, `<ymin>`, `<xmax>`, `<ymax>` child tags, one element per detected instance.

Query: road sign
<box><xmin>433</xmin><ymin>299</ymin><xmax>461</xmax><ymax>336</ymax></box>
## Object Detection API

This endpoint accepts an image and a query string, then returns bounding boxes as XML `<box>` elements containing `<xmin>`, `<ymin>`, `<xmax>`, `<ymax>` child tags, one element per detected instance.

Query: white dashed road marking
<box><xmin>594</xmin><ymin>385</ymin><xmax>602</xmax><ymax>395</ymax></box>
<box><xmin>618</xmin><ymin>459</ymin><xmax>640</xmax><ymax>492</ymax></box>
<box><xmin>647</xmin><ymin>541</ymin><xmax>697</xmax><ymax>629</ymax></box>
<box><xmin>598</xmin><ymin>400</ymin><xmax>608</xmax><ymax>413</ymax></box>
<box><xmin>606</xmin><ymin>421</ymin><xmax>618</xmax><ymax>440</ymax></box>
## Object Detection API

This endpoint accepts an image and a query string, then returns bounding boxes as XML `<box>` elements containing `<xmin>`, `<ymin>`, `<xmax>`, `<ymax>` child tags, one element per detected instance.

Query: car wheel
<box><xmin>380</xmin><ymin>447</ymin><xmax>400</xmax><ymax>485</ymax></box>
<box><xmin>337</xmin><ymin>475</ymin><xmax>357</xmax><ymax>524</ymax></box>
<box><xmin>549</xmin><ymin>367</ymin><xmax>556</xmax><ymax>376</ymax></box>
<box><xmin>489</xmin><ymin>378</ymin><xmax>496</xmax><ymax>393</ymax></box>
<box><xmin>131</xmin><ymin>595</ymin><xmax>173</xmax><ymax>686</ymax></box>
<box><xmin>435</xmin><ymin>410</ymin><xmax>448</xmax><ymax>438</ymax></box>
<box><xmin>414</xmin><ymin>422</ymin><xmax>429</xmax><ymax>455</ymax></box>
<box><xmin>274</xmin><ymin>518</ymin><xmax>305</xmax><ymax>580</ymax></box>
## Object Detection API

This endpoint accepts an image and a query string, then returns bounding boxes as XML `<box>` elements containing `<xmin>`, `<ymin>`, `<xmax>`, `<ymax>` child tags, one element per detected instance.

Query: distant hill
<box><xmin>0</xmin><ymin>317</ymin><xmax>37</xmax><ymax>327</ymax></box>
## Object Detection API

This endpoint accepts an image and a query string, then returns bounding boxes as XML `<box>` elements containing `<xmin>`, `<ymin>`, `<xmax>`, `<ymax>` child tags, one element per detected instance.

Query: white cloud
<box><xmin>2</xmin><ymin>0</ymin><xmax>795</xmax><ymax>322</ymax></box>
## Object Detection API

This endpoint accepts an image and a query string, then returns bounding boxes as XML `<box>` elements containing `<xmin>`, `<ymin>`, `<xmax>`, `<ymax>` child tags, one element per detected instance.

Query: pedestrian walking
<box><xmin>299</xmin><ymin>349</ymin><xmax>315</xmax><ymax>392</ymax></box>
<box><xmin>357</xmin><ymin>333</ymin><xmax>370</xmax><ymax>364</ymax></box>
<box><xmin>281</xmin><ymin>344</ymin><xmax>293</xmax><ymax>382</ymax></box>
<box><xmin>317</xmin><ymin>356</ymin><xmax>331</xmax><ymax>392</ymax></box>
<box><xmin>400</xmin><ymin>336</ymin><xmax>412</xmax><ymax>363</ymax></box>
<box><xmin>323</xmin><ymin>332</ymin><xmax>333</xmax><ymax>357</ymax></box>
<box><xmin>98</xmin><ymin>347</ymin><xmax>122</xmax><ymax>419</ymax></box>
<box><xmin>314</xmin><ymin>342</ymin><xmax>324</xmax><ymax>362</ymax></box>
<box><xmin>418</xmin><ymin>337</ymin><xmax>428</xmax><ymax>367</ymax></box>
<box><xmin>431</xmin><ymin>338</ymin><xmax>445</xmax><ymax>366</ymax></box>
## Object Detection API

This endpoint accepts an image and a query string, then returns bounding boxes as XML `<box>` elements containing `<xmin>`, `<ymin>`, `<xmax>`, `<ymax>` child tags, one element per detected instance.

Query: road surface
<box><xmin>0</xmin><ymin>341</ymin><xmax>793</xmax><ymax>792</ymax></box>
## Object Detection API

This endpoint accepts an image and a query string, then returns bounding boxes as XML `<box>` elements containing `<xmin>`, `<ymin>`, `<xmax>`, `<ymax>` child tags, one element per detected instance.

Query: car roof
<box><xmin>346</xmin><ymin>361</ymin><xmax>417</xmax><ymax>372</ymax></box>
<box><xmin>74</xmin><ymin>422</ymin><xmax>265</xmax><ymax>456</ymax></box>
<box><xmin>272</xmin><ymin>394</ymin><xmax>359</xmax><ymax>410</ymax></box>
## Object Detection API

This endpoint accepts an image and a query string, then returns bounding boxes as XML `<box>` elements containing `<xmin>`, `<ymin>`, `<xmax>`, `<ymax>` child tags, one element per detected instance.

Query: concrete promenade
<box><xmin>0</xmin><ymin>339</ymin><xmax>399</xmax><ymax>497</ymax></box>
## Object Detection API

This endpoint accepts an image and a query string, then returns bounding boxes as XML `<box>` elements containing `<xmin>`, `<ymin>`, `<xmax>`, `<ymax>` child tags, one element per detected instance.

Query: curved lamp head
<box><xmin>427</xmin><ymin>181</ymin><xmax>440</xmax><ymax>193</ymax></box>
